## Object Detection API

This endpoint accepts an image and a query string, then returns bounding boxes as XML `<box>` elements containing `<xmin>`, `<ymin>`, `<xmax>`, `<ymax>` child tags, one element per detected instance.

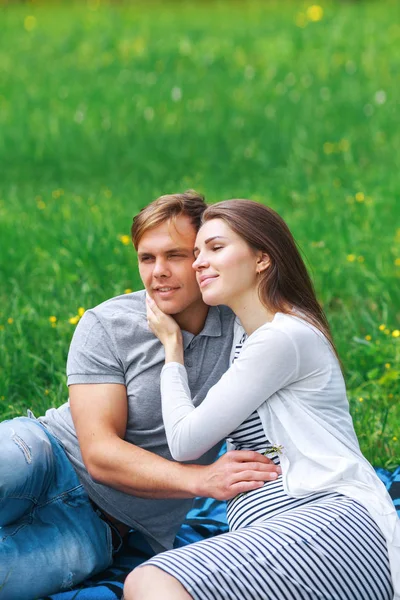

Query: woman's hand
<box><xmin>146</xmin><ymin>295</ymin><xmax>184</xmax><ymax>364</ymax></box>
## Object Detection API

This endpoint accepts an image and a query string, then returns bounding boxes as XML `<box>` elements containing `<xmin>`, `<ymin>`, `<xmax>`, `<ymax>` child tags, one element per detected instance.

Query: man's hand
<box><xmin>197</xmin><ymin>450</ymin><xmax>281</xmax><ymax>501</ymax></box>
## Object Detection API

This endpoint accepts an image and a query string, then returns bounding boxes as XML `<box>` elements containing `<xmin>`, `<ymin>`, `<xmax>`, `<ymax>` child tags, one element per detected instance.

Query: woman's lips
<box><xmin>198</xmin><ymin>275</ymin><xmax>219</xmax><ymax>288</ymax></box>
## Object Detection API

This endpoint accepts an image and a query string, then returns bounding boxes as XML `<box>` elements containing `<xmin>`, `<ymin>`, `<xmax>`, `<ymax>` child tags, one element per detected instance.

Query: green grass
<box><xmin>0</xmin><ymin>0</ymin><xmax>399</xmax><ymax>468</ymax></box>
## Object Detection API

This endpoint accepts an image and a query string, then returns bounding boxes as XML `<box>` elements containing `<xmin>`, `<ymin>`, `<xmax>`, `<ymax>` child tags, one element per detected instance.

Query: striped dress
<box><xmin>143</xmin><ymin>335</ymin><xmax>393</xmax><ymax>599</ymax></box>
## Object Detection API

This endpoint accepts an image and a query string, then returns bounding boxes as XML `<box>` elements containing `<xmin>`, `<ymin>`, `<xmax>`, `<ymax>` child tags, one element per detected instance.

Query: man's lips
<box><xmin>198</xmin><ymin>274</ymin><xmax>219</xmax><ymax>288</ymax></box>
<box><xmin>152</xmin><ymin>286</ymin><xmax>180</xmax><ymax>296</ymax></box>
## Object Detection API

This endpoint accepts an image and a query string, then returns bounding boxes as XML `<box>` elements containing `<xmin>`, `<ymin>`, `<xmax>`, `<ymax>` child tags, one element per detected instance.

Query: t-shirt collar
<box><xmin>181</xmin><ymin>306</ymin><xmax>223</xmax><ymax>348</ymax></box>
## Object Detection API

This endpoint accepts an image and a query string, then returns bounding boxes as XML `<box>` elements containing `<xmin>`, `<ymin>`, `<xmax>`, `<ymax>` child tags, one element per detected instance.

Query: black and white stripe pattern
<box><xmin>142</xmin><ymin>336</ymin><xmax>393</xmax><ymax>599</ymax></box>
<box><xmin>147</xmin><ymin>496</ymin><xmax>392</xmax><ymax>599</ymax></box>
<box><xmin>228</xmin><ymin>335</ymin><xmax>339</xmax><ymax>531</ymax></box>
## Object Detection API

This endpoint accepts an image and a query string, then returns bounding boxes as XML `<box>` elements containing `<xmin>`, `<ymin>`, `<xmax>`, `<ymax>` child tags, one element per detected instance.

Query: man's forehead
<box><xmin>138</xmin><ymin>242</ymin><xmax>193</xmax><ymax>255</ymax></box>
<box><xmin>138</xmin><ymin>217</ymin><xmax>197</xmax><ymax>253</ymax></box>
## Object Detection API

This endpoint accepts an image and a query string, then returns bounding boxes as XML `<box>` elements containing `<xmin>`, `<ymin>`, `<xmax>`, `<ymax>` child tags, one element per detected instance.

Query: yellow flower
<box><xmin>37</xmin><ymin>199</ymin><xmax>46</xmax><ymax>210</ymax></box>
<box><xmin>395</xmin><ymin>258</ymin><xmax>400</xmax><ymax>267</ymax></box>
<box><xmin>307</xmin><ymin>5</ymin><xmax>323</xmax><ymax>22</ymax></box>
<box><xmin>357</xmin><ymin>256</ymin><xmax>364</xmax><ymax>263</ymax></box>
<box><xmin>355</xmin><ymin>192</ymin><xmax>365</xmax><ymax>202</ymax></box>
<box><xmin>338</xmin><ymin>139</ymin><xmax>349</xmax><ymax>152</ymax></box>
<box><xmin>45</xmin><ymin>389</ymin><xmax>49</xmax><ymax>395</ymax></box>
<box><xmin>347</xmin><ymin>254</ymin><xmax>356</xmax><ymax>262</ymax></box>
<box><xmin>118</xmin><ymin>234</ymin><xmax>131</xmax><ymax>246</ymax></box>
<box><xmin>49</xmin><ymin>316</ymin><xmax>57</xmax><ymax>323</ymax></box>
<box><xmin>88</xmin><ymin>0</ymin><xmax>100</xmax><ymax>10</ymax></box>
<box><xmin>323</xmin><ymin>142</ymin><xmax>334</xmax><ymax>154</ymax></box>
<box><xmin>385</xmin><ymin>363</ymin><xmax>391</xmax><ymax>369</ymax></box>
<box><xmin>365</xmin><ymin>335</ymin><xmax>371</xmax><ymax>341</ymax></box>
<box><xmin>78</xmin><ymin>307</ymin><xmax>85</xmax><ymax>317</ymax></box>
<box><xmin>393</xmin><ymin>436</ymin><xmax>398</xmax><ymax>442</ymax></box>
<box><xmin>132</xmin><ymin>37</ymin><xmax>146</xmax><ymax>56</ymax></box>
<box><xmin>7</xmin><ymin>318</ymin><xmax>13</xmax><ymax>324</ymax></box>
<box><xmin>69</xmin><ymin>316</ymin><xmax>80</xmax><ymax>325</ymax></box>
<box><xmin>392</xmin><ymin>330</ymin><xmax>400</xmax><ymax>338</ymax></box>
<box><xmin>295</xmin><ymin>12</ymin><xmax>307</xmax><ymax>28</ymax></box>
<box><xmin>384</xmin><ymin>328</ymin><xmax>390</xmax><ymax>335</ymax></box>
<box><xmin>124</xmin><ymin>288</ymin><xmax>133</xmax><ymax>294</ymax></box>
<box><xmin>378</xmin><ymin>324</ymin><xmax>386</xmax><ymax>331</ymax></box>
<box><xmin>24</xmin><ymin>15</ymin><xmax>37</xmax><ymax>31</ymax></box>
<box><xmin>358</xmin><ymin>397</ymin><xmax>364</xmax><ymax>402</ymax></box>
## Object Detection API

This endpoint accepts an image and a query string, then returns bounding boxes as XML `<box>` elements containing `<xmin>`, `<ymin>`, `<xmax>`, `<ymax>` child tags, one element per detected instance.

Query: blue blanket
<box><xmin>42</xmin><ymin>467</ymin><xmax>400</xmax><ymax>600</ymax></box>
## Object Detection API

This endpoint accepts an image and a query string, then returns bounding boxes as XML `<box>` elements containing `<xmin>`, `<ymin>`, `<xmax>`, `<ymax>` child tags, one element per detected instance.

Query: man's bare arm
<box><xmin>69</xmin><ymin>383</ymin><xmax>280</xmax><ymax>500</ymax></box>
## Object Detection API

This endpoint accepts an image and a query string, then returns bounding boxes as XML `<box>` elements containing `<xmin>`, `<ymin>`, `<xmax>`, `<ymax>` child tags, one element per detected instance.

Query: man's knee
<box><xmin>0</xmin><ymin>418</ymin><xmax>52</xmax><ymax>498</ymax></box>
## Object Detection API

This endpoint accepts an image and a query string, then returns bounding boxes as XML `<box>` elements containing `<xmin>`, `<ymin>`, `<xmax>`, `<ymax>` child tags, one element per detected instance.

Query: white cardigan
<box><xmin>161</xmin><ymin>313</ymin><xmax>400</xmax><ymax>597</ymax></box>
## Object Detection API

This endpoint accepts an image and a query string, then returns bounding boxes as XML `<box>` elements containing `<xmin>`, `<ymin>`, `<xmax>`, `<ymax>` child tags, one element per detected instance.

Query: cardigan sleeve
<box><xmin>161</xmin><ymin>325</ymin><xmax>298</xmax><ymax>461</ymax></box>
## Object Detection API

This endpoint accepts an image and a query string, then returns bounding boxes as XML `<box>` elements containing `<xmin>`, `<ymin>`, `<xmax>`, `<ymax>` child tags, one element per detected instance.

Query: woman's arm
<box><xmin>161</xmin><ymin>326</ymin><xmax>298</xmax><ymax>461</ymax></box>
<box><xmin>146</xmin><ymin>295</ymin><xmax>298</xmax><ymax>462</ymax></box>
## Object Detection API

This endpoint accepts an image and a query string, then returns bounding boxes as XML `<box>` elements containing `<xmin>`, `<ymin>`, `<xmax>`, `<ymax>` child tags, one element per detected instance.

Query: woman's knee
<box><xmin>123</xmin><ymin>566</ymin><xmax>189</xmax><ymax>600</ymax></box>
<box><xmin>124</xmin><ymin>566</ymin><xmax>154</xmax><ymax>599</ymax></box>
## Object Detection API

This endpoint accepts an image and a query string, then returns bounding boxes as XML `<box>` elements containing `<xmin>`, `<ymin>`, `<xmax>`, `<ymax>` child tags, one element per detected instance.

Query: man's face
<box><xmin>137</xmin><ymin>215</ymin><xmax>205</xmax><ymax>318</ymax></box>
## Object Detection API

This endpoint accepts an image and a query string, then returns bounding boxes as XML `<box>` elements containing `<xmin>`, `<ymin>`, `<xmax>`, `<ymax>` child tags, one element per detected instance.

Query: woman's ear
<box><xmin>256</xmin><ymin>252</ymin><xmax>270</xmax><ymax>274</ymax></box>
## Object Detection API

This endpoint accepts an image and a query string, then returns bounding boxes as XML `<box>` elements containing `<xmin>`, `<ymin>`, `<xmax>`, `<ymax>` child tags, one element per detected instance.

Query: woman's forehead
<box><xmin>196</xmin><ymin>218</ymin><xmax>233</xmax><ymax>243</ymax></box>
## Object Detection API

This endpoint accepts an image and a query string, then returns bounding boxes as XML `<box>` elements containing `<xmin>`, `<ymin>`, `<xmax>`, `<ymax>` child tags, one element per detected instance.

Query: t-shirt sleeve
<box><xmin>161</xmin><ymin>326</ymin><xmax>298</xmax><ymax>461</ymax></box>
<box><xmin>67</xmin><ymin>310</ymin><xmax>125</xmax><ymax>385</ymax></box>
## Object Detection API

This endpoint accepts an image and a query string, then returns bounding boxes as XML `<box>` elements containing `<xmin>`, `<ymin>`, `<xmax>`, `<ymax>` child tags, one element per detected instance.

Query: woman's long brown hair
<box><xmin>202</xmin><ymin>200</ymin><xmax>338</xmax><ymax>358</ymax></box>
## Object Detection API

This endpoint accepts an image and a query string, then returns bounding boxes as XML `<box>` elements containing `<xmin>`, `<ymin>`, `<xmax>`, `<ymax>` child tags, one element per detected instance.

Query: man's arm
<box><xmin>69</xmin><ymin>383</ymin><xmax>280</xmax><ymax>501</ymax></box>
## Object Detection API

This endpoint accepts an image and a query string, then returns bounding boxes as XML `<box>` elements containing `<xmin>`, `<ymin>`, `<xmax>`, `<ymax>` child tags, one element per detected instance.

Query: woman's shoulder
<box><xmin>258</xmin><ymin>312</ymin><xmax>331</xmax><ymax>350</ymax></box>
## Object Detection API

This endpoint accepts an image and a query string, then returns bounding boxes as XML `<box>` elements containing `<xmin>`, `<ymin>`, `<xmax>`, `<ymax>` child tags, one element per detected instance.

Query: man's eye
<box><xmin>169</xmin><ymin>254</ymin><xmax>185</xmax><ymax>259</ymax></box>
<box><xmin>140</xmin><ymin>256</ymin><xmax>153</xmax><ymax>262</ymax></box>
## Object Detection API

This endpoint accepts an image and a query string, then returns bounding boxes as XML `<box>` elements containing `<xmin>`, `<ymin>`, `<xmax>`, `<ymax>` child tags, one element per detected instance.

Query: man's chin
<box><xmin>153</xmin><ymin>298</ymin><xmax>181</xmax><ymax>315</ymax></box>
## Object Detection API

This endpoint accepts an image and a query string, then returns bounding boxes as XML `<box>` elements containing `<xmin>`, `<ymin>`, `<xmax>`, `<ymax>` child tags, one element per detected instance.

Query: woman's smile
<box><xmin>197</xmin><ymin>274</ymin><xmax>219</xmax><ymax>288</ymax></box>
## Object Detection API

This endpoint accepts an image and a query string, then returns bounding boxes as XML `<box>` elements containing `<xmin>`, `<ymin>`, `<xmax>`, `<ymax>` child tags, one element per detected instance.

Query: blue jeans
<box><xmin>0</xmin><ymin>417</ymin><xmax>113</xmax><ymax>600</ymax></box>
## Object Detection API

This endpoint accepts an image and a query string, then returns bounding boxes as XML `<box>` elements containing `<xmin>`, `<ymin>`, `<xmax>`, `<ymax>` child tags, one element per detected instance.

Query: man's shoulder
<box><xmin>73</xmin><ymin>290</ymin><xmax>148</xmax><ymax>345</ymax></box>
<box><xmin>90</xmin><ymin>290</ymin><xmax>146</xmax><ymax>322</ymax></box>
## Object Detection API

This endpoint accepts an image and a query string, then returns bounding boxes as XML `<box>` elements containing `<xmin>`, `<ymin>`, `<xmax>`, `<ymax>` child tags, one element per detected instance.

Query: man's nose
<box><xmin>153</xmin><ymin>258</ymin><xmax>170</xmax><ymax>278</ymax></box>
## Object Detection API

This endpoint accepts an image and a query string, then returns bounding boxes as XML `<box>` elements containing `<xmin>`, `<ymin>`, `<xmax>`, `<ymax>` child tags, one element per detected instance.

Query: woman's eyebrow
<box><xmin>193</xmin><ymin>236</ymin><xmax>228</xmax><ymax>254</ymax></box>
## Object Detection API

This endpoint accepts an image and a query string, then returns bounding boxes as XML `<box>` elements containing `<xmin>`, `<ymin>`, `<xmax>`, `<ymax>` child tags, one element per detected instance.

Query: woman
<box><xmin>124</xmin><ymin>200</ymin><xmax>399</xmax><ymax>600</ymax></box>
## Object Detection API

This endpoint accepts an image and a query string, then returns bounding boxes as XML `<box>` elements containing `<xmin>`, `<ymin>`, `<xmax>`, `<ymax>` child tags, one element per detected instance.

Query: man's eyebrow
<box><xmin>193</xmin><ymin>236</ymin><xmax>228</xmax><ymax>254</ymax></box>
<box><xmin>138</xmin><ymin>247</ymin><xmax>191</xmax><ymax>256</ymax></box>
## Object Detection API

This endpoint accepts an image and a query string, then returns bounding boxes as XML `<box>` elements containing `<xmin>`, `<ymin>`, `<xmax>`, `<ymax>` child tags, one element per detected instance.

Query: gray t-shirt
<box><xmin>40</xmin><ymin>290</ymin><xmax>234</xmax><ymax>552</ymax></box>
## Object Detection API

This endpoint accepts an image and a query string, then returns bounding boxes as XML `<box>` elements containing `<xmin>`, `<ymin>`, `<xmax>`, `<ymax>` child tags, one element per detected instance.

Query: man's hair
<box><xmin>131</xmin><ymin>190</ymin><xmax>207</xmax><ymax>249</ymax></box>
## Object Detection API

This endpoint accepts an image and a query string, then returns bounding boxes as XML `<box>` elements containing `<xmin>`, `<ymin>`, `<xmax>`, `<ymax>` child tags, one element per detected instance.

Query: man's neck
<box><xmin>174</xmin><ymin>301</ymin><xmax>210</xmax><ymax>336</ymax></box>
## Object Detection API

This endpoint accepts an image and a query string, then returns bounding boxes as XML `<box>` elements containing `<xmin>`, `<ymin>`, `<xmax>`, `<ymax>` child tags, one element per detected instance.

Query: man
<box><xmin>0</xmin><ymin>191</ymin><xmax>279</xmax><ymax>600</ymax></box>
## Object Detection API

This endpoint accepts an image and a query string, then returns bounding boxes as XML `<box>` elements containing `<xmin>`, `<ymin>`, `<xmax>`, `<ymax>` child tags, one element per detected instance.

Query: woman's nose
<box><xmin>192</xmin><ymin>254</ymin><xmax>207</xmax><ymax>270</ymax></box>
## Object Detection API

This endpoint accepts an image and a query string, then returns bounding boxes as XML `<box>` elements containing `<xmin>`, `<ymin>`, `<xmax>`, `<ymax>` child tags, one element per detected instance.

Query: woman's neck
<box><xmin>229</xmin><ymin>290</ymin><xmax>276</xmax><ymax>335</ymax></box>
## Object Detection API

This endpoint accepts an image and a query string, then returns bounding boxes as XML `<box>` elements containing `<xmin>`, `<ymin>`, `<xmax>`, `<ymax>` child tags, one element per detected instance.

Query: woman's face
<box><xmin>192</xmin><ymin>218</ymin><xmax>262</xmax><ymax>307</ymax></box>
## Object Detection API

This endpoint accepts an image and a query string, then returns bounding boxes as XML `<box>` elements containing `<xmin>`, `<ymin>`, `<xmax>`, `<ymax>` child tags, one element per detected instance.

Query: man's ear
<box><xmin>256</xmin><ymin>253</ymin><xmax>270</xmax><ymax>274</ymax></box>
